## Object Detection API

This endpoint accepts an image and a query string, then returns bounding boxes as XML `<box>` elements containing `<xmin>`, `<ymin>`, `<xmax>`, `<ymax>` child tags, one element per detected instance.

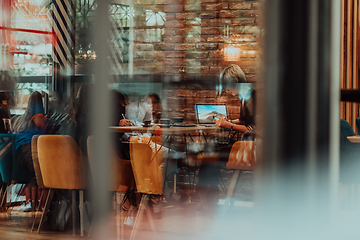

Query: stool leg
<box><xmin>223</xmin><ymin>170</ymin><xmax>241</xmax><ymax>215</ymax></box>
<box><xmin>0</xmin><ymin>186</ymin><xmax>3</xmax><ymax>209</ymax></box>
<box><xmin>37</xmin><ymin>189</ymin><xmax>54</xmax><ymax>233</ymax></box>
<box><xmin>72</xmin><ymin>190</ymin><xmax>76</xmax><ymax>236</ymax></box>
<box><xmin>130</xmin><ymin>195</ymin><xmax>146</xmax><ymax>240</ymax></box>
<box><xmin>79</xmin><ymin>190</ymin><xmax>84</xmax><ymax>237</ymax></box>
<box><xmin>0</xmin><ymin>185</ymin><xmax>8</xmax><ymax>210</ymax></box>
<box><xmin>116</xmin><ymin>192</ymin><xmax>124</xmax><ymax>240</ymax></box>
<box><xmin>174</xmin><ymin>173</ymin><xmax>177</xmax><ymax>194</ymax></box>
<box><xmin>144</xmin><ymin>195</ymin><xmax>156</xmax><ymax>232</ymax></box>
<box><xmin>37</xmin><ymin>188</ymin><xmax>44</xmax><ymax>211</ymax></box>
<box><xmin>119</xmin><ymin>193</ymin><xmax>125</xmax><ymax>240</ymax></box>
<box><xmin>31</xmin><ymin>186</ymin><xmax>37</xmax><ymax>212</ymax></box>
<box><xmin>31</xmin><ymin>187</ymin><xmax>38</xmax><ymax>232</ymax></box>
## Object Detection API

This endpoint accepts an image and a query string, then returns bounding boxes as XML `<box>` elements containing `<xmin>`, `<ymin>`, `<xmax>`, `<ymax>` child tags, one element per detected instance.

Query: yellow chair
<box><xmin>130</xmin><ymin>142</ymin><xmax>164</xmax><ymax>195</ymax></box>
<box><xmin>224</xmin><ymin>140</ymin><xmax>255</xmax><ymax>210</ymax></box>
<box><xmin>129</xmin><ymin>141</ymin><xmax>164</xmax><ymax>240</ymax></box>
<box><xmin>36</xmin><ymin>135</ymin><xmax>87</xmax><ymax>236</ymax></box>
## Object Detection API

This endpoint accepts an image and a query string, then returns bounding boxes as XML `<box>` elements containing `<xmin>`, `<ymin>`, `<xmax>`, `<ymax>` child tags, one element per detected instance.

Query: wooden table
<box><xmin>110</xmin><ymin>124</ymin><xmax>222</xmax><ymax>195</ymax></box>
<box><xmin>347</xmin><ymin>136</ymin><xmax>360</xmax><ymax>143</ymax></box>
<box><xmin>110</xmin><ymin>125</ymin><xmax>220</xmax><ymax>135</ymax></box>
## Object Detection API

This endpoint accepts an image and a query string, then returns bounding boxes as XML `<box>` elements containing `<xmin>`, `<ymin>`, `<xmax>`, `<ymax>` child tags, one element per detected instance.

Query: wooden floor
<box><xmin>0</xmin><ymin>170</ymin><xmax>254</xmax><ymax>239</ymax></box>
<box><xmin>0</xmin><ymin>197</ymin><xmax>254</xmax><ymax>240</ymax></box>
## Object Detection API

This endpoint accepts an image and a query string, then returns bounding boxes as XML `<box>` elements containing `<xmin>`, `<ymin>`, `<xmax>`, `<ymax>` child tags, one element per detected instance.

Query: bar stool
<box><xmin>36</xmin><ymin>135</ymin><xmax>87</xmax><ymax>236</ymax></box>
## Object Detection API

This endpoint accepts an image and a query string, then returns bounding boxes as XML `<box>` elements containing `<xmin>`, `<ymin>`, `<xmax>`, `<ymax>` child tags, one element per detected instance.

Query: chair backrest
<box><xmin>0</xmin><ymin>134</ymin><xmax>14</xmax><ymax>183</ymax></box>
<box><xmin>37</xmin><ymin>135</ymin><xmax>86</xmax><ymax>190</ymax></box>
<box><xmin>356</xmin><ymin>118</ymin><xmax>360</xmax><ymax>135</ymax></box>
<box><xmin>87</xmin><ymin>136</ymin><xmax>134</xmax><ymax>192</ymax></box>
<box><xmin>31</xmin><ymin>135</ymin><xmax>44</xmax><ymax>188</ymax></box>
<box><xmin>339</xmin><ymin>119</ymin><xmax>360</xmax><ymax>183</ymax></box>
<box><xmin>340</xmin><ymin>119</ymin><xmax>356</xmax><ymax>146</ymax></box>
<box><xmin>226</xmin><ymin>141</ymin><xmax>255</xmax><ymax>171</ymax></box>
<box><xmin>130</xmin><ymin>142</ymin><xmax>163</xmax><ymax>195</ymax></box>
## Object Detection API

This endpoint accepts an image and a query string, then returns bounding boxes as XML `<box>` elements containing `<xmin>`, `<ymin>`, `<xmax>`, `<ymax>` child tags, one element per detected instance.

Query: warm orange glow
<box><xmin>223</xmin><ymin>46</ymin><xmax>241</xmax><ymax>61</ymax></box>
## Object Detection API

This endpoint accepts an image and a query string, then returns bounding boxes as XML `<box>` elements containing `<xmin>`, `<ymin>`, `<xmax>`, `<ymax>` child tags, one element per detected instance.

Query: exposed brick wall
<box><xmin>133</xmin><ymin>0</ymin><xmax>259</xmax><ymax>78</ymax></box>
<box><xmin>132</xmin><ymin>0</ymin><xmax>259</xmax><ymax>123</ymax></box>
<box><xmin>161</xmin><ymin>83</ymin><xmax>241</xmax><ymax>123</ymax></box>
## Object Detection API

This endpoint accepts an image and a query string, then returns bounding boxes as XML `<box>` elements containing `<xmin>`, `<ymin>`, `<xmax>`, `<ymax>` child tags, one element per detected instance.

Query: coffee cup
<box><xmin>159</xmin><ymin>118</ymin><xmax>170</xmax><ymax>127</ymax></box>
<box><xmin>172</xmin><ymin>117</ymin><xmax>184</xmax><ymax>124</ymax></box>
<box><xmin>143</xmin><ymin>120</ymin><xmax>151</xmax><ymax>127</ymax></box>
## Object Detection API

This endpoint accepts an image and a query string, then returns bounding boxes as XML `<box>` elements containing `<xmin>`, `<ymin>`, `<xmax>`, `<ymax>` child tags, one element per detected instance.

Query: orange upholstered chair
<box><xmin>37</xmin><ymin>135</ymin><xmax>87</xmax><ymax>236</ymax></box>
<box><xmin>224</xmin><ymin>140</ymin><xmax>255</xmax><ymax>210</ymax></box>
<box><xmin>129</xmin><ymin>141</ymin><xmax>165</xmax><ymax>240</ymax></box>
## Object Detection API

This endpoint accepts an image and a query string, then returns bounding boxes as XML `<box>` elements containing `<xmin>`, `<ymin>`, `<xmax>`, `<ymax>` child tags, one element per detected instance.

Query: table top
<box><xmin>110</xmin><ymin>125</ymin><xmax>220</xmax><ymax>134</ymax></box>
<box><xmin>347</xmin><ymin>136</ymin><xmax>360</xmax><ymax>143</ymax></box>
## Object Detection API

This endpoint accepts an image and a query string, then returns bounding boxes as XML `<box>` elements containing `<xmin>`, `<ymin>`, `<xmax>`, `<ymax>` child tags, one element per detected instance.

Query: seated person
<box><xmin>146</xmin><ymin>93</ymin><xmax>162</xmax><ymax>124</ymax></box>
<box><xmin>117</xmin><ymin>93</ymin><xmax>153</xmax><ymax>159</ymax></box>
<box><xmin>14</xmin><ymin>91</ymin><xmax>47</xmax><ymax>178</ymax></box>
<box><xmin>197</xmin><ymin>65</ymin><xmax>255</xmax><ymax>213</ymax></box>
<box><xmin>9</xmin><ymin>91</ymin><xmax>47</xmax><ymax>211</ymax></box>
<box><xmin>215</xmin><ymin>89</ymin><xmax>255</xmax><ymax>139</ymax></box>
<box><xmin>125</xmin><ymin>93</ymin><xmax>152</xmax><ymax>125</ymax></box>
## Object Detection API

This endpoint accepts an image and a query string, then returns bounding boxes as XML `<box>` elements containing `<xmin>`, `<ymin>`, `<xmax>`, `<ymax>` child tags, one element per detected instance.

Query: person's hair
<box><xmin>147</xmin><ymin>93</ymin><xmax>161</xmax><ymax>104</ymax></box>
<box><xmin>111</xmin><ymin>90</ymin><xmax>127</xmax><ymax>107</ymax></box>
<box><xmin>147</xmin><ymin>93</ymin><xmax>162</xmax><ymax>123</ymax></box>
<box><xmin>239</xmin><ymin>89</ymin><xmax>256</xmax><ymax>125</ymax></box>
<box><xmin>9</xmin><ymin>115</ymin><xmax>20</xmax><ymax>133</ymax></box>
<box><xmin>14</xmin><ymin>91</ymin><xmax>44</xmax><ymax>132</ymax></box>
<box><xmin>71</xmin><ymin>85</ymin><xmax>91</xmax><ymax>125</ymax></box>
<box><xmin>110</xmin><ymin>89</ymin><xmax>127</xmax><ymax>125</ymax></box>
<box><xmin>219</xmin><ymin>64</ymin><xmax>246</xmax><ymax>84</ymax></box>
<box><xmin>0</xmin><ymin>92</ymin><xmax>9</xmax><ymax>101</ymax></box>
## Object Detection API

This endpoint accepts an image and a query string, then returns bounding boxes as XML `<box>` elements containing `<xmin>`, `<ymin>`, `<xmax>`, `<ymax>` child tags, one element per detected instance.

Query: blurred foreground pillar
<box><xmin>90</xmin><ymin>0</ymin><xmax>111</xmax><ymax>238</ymax></box>
<box><xmin>257</xmin><ymin>0</ymin><xmax>340</xmax><ymax>239</ymax></box>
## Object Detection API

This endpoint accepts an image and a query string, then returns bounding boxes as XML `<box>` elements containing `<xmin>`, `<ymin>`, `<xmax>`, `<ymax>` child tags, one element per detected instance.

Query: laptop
<box><xmin>195</xmin><ymin>103</ymin><xmax>227</xmax><ymax>125</ymax></box>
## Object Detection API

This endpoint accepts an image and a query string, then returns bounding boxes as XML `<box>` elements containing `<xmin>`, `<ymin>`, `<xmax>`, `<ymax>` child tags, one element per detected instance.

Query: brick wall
<box><xmin>132</xmin><ymin>0</ymin><xmax>259</xmax><ymax>123</ymax></box>
<box><xmin>160</xmin><ymin>82</ymin><xmax>241</xmax><ymax>123</ymax></box>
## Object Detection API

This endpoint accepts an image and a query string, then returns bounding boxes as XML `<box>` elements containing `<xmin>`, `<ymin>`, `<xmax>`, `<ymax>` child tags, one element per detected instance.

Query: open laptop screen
<box><xmin>195</xmin><ymin>103</ymin><xmax>227</xmax><ymax>124</ymax></box>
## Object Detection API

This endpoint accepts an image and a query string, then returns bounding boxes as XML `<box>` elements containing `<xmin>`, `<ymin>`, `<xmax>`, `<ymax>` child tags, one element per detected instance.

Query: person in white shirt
<box><xmin>125</xmin><ymin>96</ymin><xmax>152</xmax><ymax>125</ymax></box>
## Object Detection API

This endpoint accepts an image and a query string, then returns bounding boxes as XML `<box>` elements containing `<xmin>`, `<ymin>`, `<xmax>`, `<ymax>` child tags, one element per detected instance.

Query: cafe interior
<box><xmin>0</xmin><ymin>0</ymin><xmax>360</xmax><ymax>239</ymax></box>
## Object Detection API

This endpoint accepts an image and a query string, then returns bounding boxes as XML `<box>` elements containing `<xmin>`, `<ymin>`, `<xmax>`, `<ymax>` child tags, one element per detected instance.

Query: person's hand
<box><xmin>119</xmin><ymin>119</ymin><xmax>131</xmax><ymax>126</ymax></box>
<box><xmin>141</xmin><ymin>136</ymin><xmax>151</xmax><ymax>144</ymax></box>
<box><xmin>214</xmin><ymin>117</ymin><xmax>231</xmax><ymax>128</ymax></box>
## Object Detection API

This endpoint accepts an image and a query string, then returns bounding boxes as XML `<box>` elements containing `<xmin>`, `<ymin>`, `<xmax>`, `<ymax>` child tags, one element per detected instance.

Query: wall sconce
<box><xmin>223</xmin><ymin>46</ymin><xmax>241</xmax><ymax>61</ymax></box>
<box><xmin>222</xmin><ymin>25</ymin><xmax>241</xmax><ymax>61</ymax></box>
